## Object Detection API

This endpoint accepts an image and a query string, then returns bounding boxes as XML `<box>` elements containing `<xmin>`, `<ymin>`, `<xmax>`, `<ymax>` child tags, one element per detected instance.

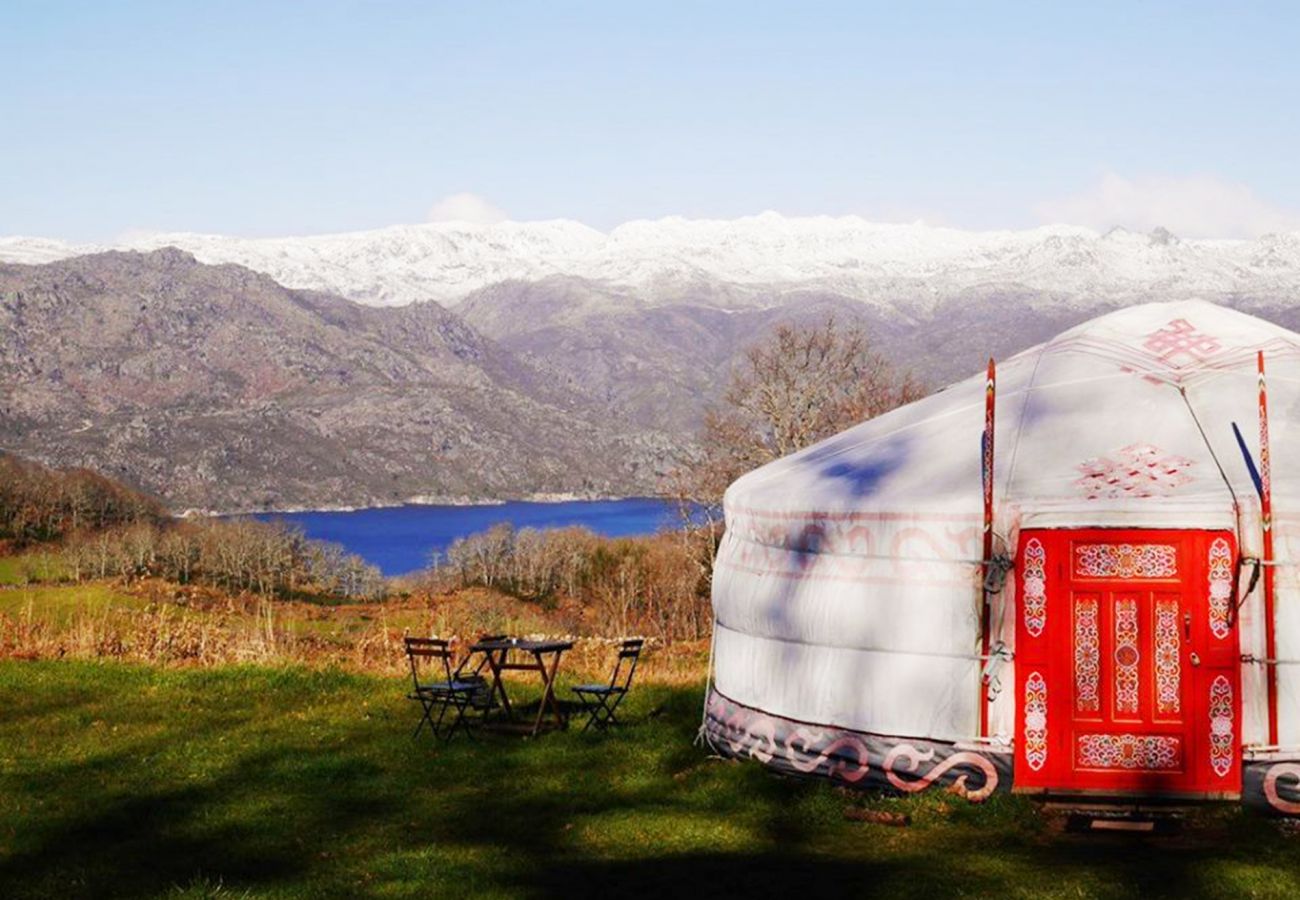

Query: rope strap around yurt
<box><xmin>694</xmin><ymin>618</ymin><xmax>720</xmax><ymax>749</ymax></box>
<box><xmin>980</xmin><ymin>641</ymin><xmax>1014</xmax><ymax>702</ymax></box>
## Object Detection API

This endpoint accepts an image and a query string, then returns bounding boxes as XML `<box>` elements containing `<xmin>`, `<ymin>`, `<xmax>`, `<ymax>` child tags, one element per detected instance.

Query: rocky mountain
<box><xmin>0</xmin><ymin>250</ymin><xmax>677</xmax><ymax>511</ymax></box>
<box><xmin>8</xmin><ymin>218</ymin><xmax>1300</xmax><ymax>511</ymax></box>
<box><xmin>454</xmin><ymin>277</ymin><xmax>910</xmax><ymax>434</ymax></box>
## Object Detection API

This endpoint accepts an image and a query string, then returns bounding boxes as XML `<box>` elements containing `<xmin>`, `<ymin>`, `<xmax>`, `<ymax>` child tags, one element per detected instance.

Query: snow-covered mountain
<box><xmin>9</xmin><ymin>222</ymin><xmax>1300</xmax><ymax>510</ymax></box>
<box><xmin>7</xmin><ymin>215</ymin><xmax>1300</xmax><ymax>312</ymax></box>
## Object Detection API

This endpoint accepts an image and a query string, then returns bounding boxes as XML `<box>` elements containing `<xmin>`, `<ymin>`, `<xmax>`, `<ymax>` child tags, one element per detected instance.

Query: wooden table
<box><xmin>470</xmin><ymin>637</ymin><xmax>575</xmax><ymax>736</ymax></box>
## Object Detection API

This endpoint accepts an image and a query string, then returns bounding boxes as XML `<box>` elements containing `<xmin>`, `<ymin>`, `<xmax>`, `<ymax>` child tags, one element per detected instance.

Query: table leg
<box><xmin>532</xmin><ymin>650</ymin><xmax>566</xmax><ymax>736</ymax></box>
<box><xmin>488</xmin><ymin>649</ymin><xmax>514</xmax><ymax>720</ymax></box>
<box><xmin>549</xmin><ymin>651</ymin><xmax>568</xmax><ymax>729</ymax></box>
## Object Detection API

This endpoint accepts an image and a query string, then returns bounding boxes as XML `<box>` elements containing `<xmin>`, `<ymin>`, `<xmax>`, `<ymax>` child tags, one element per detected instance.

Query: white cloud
<box><xmin>1035</xmin><ymin>173</ymin><xmax>1300</xmax><ymax>239</ymax></box>
<box><xmin>426</xmin><ymin>192</ymin><xmax>509</xmax><ymax>225</ymax></box>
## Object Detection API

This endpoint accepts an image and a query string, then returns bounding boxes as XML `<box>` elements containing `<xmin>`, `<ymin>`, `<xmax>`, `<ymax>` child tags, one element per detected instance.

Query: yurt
<box><xmin>703</xmin><ymin>300</ymin><xmax>1300</xmax><ymax>812</ymax></box>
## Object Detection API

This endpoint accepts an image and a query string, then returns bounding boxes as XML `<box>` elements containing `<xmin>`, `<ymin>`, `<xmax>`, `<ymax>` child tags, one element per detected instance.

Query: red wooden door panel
<box><xmin>1015</xmin><ymin>529</ymin><xmax>1241</xmax><ymax>796</ymax></box>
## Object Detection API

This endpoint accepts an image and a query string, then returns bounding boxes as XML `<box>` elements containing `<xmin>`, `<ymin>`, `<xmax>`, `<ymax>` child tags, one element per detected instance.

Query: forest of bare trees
<box><xmin>62</xmin><ymin>518</ymin><xmax>386</xmax><ymax>600</ymax></box>
<box><xmin>431</xmin><ymin>523</ymin><xmax>712</xmax><ymax>642</ymax></box>
<box><xmin>1</xmin><ymin>453</ymin><xmax>384</xmax><ymax>600</ymax></box>
<box><xmin>0</xmin><ymin>453</ymin><xmax>165</xmax><ymax>546</ymax></box>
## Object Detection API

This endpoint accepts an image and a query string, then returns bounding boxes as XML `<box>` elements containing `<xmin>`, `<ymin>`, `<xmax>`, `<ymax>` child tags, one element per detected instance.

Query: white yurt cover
<box><xmin>711</xmin><ymin>300</ymin><xmax>1300</xmax><ymax>750</ymax></box>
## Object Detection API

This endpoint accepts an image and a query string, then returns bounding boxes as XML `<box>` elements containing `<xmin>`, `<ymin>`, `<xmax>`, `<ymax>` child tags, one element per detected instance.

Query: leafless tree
<box><xmin>681</xmin><ymin>316</ymin><xmax>925</xmax><ymax>505</ymax></box>
<box><xmin>660</xmin><ymin>316</ymin><xmax>926</xmax><ymax>616</ymax></box>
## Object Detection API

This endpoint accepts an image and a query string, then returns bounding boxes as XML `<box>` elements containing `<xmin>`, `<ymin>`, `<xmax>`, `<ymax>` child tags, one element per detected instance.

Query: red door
<box><xmin>1015</xmin><ymin>529</ymin><xmax>1241</xmax><ymax>796</ymax></box>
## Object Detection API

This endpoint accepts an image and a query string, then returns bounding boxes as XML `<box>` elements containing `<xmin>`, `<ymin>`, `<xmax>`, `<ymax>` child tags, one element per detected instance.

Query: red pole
<box><xmin>979</xmin><ymin>358</ymin><xmax>996</xmax><ymax>738</ymax></box>
<box><xmin>1260</xmin><ymin>350</ymin><xmax>1278</xmax><ymax>746</ymax></box>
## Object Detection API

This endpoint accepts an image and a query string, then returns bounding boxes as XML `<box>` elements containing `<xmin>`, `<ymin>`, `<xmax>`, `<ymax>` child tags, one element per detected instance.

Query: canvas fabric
<box><xmin>712</xmin><ymin>300</ymin><xmax>1300</xmax><ymax>746</ymax></box>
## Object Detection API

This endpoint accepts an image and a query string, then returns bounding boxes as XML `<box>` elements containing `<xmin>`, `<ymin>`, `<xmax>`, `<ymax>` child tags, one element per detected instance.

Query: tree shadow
<box><xmin>2</xmin><ymin>668</ymin><xmax>1299</xmax><ymax>898</ymax></box>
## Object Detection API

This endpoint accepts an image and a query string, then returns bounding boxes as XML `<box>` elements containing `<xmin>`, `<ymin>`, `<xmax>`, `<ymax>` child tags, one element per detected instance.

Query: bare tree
<box><xmin>683</xmin><ymin>316</ymin><xmax>925</xmax><ymax>504</ymax></box>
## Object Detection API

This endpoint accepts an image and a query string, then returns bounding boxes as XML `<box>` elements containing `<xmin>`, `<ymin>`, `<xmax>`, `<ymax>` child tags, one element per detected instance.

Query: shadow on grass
<box><xmin>1</xmin><ymin>663</ymin><xmax>1298</xmax><ymax>898</ymax></box>
<box><xmin>506</xmin><ymin>840</ymin><xmax>1220</xmax><ymax>900</ymax></box>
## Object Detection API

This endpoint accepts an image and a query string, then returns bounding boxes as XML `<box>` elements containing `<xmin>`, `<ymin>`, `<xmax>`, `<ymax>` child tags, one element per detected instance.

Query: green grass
<box><xmin>0</xmin><ymin>550</ymin><xmax>69</xmax><ymax>586</ymax></box>
<box><xmin>2</xmin><ymin>661</ymin><xmax>1299</xmax><ymax>898</ymax></box>
<box><xmin>0</xmin><ymin>583</ymin><xmax>145</xmax><ymax>622</ymax></box>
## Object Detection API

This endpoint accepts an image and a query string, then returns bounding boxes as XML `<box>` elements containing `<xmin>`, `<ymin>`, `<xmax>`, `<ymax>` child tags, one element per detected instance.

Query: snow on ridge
<box><xmin>3</xmin><ymin>215</ymin><xmax>1300</xmax><ymax>310</ymax></box>
<box><xmin>0</xmin><ymin>236</ymin><xmax>97</xmax><ymax>265</ymax></box>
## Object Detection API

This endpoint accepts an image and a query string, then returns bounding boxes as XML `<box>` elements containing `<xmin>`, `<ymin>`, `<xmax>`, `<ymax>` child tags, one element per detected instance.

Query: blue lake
<box><xmin>251</xmin><ymin>497</ymin><xmax>690</xmax><ymax>576</ymax></box>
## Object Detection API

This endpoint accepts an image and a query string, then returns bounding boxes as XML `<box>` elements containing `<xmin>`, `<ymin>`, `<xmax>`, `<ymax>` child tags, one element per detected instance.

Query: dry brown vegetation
<box><xmin>0</xmin><ymin>579</ymin><xmax>709</xmax><ymax>683</ymax></box>
<box><xmin>428</xmin><ymin>523</ymin><xmax>714</xmax><ymax>642</ymax></box>
<box><xmin>0</xmin><ymin>450</ymin><xmax>709</xmax><ymax>680</ymax></box>
<box><xmin>1</xmin><ymin>453</ymin><xmax>385</xmax><ymax>600</ymax></box>
<box><xmin>0</xmin><ymin>451</ymin><xmax>164</xmax><ymax>546</ymax></box>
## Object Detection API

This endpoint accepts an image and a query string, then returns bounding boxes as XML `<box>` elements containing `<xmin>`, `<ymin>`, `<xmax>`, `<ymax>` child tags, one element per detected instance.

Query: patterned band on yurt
<box><xmin>702</xmin><ymin>300</ymin><xmax>1300</xmax><ymax>812</ymax></box>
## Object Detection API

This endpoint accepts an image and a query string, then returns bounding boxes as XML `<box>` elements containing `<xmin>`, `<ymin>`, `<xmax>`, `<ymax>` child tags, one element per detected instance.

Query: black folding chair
<box><xmin>404</xmin><ymin>637</ymin><xmax>480</xmax><ymax>742</ymax></box>
<box><xmin>571</xmin><ymin>638</ymin><xmax>644</xmax><ymax>732</ymax></box>
<box><xmin>454</xmin><ymin>633</ymin><xmax>506</xmax><ymax>713</ymax></box>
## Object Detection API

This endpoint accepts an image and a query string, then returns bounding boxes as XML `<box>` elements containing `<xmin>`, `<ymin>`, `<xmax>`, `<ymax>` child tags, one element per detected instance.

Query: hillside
<box><xmin>0</xmin><ymin>250</ymin><xmax>675</xmax><ymax>510</ymax></box>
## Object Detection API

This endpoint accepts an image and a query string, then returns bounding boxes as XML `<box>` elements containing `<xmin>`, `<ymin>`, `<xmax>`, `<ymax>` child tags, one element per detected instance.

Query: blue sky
<box><xmin>3</xmin><ymin>1</ymin><xmax>1299</xmax><ymax>240</ymax></box>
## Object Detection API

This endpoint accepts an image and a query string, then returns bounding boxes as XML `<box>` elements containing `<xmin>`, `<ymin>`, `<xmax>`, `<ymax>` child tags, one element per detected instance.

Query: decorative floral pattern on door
<box><xmin>1024</xmin><ymin>672</ymin><xmax>1048</xmax><ymax>771</ymax></box>
<box><xmin>1076</xmin><ymin>734</ymin><xmax>1181</xmax><ymax>770</ymax></box>
<box><xmin>1209</xmin><ymin>676</ymin><xmax>1234</xmax><ymax>778</ymax></box>
<box><xmin>1114</xmin><ymin>598</ymin><xmax>1140</xmax><ymax>715</ymax></box>
<box><xmin>1023</xmin><ymin>538</ymin><xmax>1047</xmax><ymax>637</ymax></box>
<box><xmin>1154</xmin><ymin>598</ymin><xmax>1181</xmax><ymax>715</ymax></box>
<box><xmin>1208</xmin><ymin>538</ymin><xmax>1233</xmax><ymax>640</ymax></box>
<box><xmin>1075</xmin><ymin>543</ymin><xmax>1177</xmax><ymax>579</ymax></box>
<box><xmin>1074</xmin><ymin>598</ymin><xmax>1100</xmax><ymax>713</ymax></box>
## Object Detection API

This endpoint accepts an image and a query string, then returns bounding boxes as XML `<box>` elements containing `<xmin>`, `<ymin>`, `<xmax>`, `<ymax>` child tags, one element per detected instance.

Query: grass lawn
<box><xmin>0</xmin><ymin>583</ymin><xmax>146</xmax><ymax>623</ymax></box>
<box><xmin>0</xmin><ymin>551</ymin><xmax>69</xmax><ymax>586</ymax></box>
<box><xmin>2</xmin><ymin>661</ymin><xmax>1300</xmax><ymax>898</ymax></box>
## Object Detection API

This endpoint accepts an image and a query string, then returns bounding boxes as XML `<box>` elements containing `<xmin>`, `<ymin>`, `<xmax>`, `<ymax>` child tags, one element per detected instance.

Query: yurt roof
<box><xmin>725</xmin><ymin>300</ymin><xmax>1300</xmax><ymax>537</ymax></box>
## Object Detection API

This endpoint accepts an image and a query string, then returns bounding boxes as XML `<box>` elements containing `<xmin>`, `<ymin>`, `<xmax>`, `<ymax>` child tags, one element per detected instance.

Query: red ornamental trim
<box><xmin>1142</xmin><ymin>318</ymin><xmax>1223</xmax><ymax>366</ymax></box>
<box><xmin>982</xmin><ymin>362</ymin><xmax>995</xmax><ymax>530</ymax></box>
<box><xmin>1074</xmin><ymin>443</ymin><xmax>1195</xmax><ymax>500</ymax></box>
<box><xmin>704</xmin><ymin>690</ymin><xmax>1006</xmax><ymax>801</ymax></box>
<box><xmin>784</xmin><ymin>728</ymin><xmax>873</xmax><ymax>781</ymax></box>
<box><xmin>1209</xmin><ymin>676</ymin><xmax>1234</xmax><ymax>778</ymax></box>
<box><xmin>1023</xmin><ymin>538</ymin><xmax>1047</xmax><ymax>638</ymax></box>
<box><xmin>1260</xmin><ymin>351</ymin><xmax>1278</xmax><ymax>747</ymax></box>
<box><xmin>1076</xmin><ymin>733</ymin><xmax>1182</xmax><ymax>770</ymax></box>
<box><xmin>1264</xmin><ymin>762</ymin><xmax>1300</xmax><ymax>815</ymax></box>
<box><xmin>1024</xmin><ymin>672</ymin><xmax>1048</xmax><ymax>771</ymax></box>
<box><xmin>1208</xmin><ymin>538</ymin><xmax>1233</xmax><ymax>640</ymax></box>
<box><xmin>1074</xmin><ymin>598</ymin><xmax>1100</xmax><ymax>713</ymax></box>
<box><xmin>1075</xmin><ymin>543</ymin><xmax>1178</xmax><ymax>579</ymax></box>
<box><xmin>883</xmin><ymin>745</ymin><xmax>1000</xmax><ymax>802</ymax></box>
<box><xmin>1260</xmin><ymin>366</ymin><xmax>1272</xmax><ymax>499</ymax></box>
<box><xmin>718</xmin><ymin>522</ymin><xmax>982</xmax><ymax>587</ymax></box>
<box><xmin>1154</xmin><ymin>598</ymin><xmax>1181</xmax><ymax>715</ymax></box>
<box><xmin>1114</xmin><ymin>598</ymin><xmax>1140</xmax><ymax>715</ymax></box>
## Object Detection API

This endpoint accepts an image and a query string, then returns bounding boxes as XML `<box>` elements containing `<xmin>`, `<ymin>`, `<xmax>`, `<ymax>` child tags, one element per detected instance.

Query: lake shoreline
<box><xmin>200</xmin><ymin>497</ymin><xmax>698</xmax><ymax>576</ymax></box>
<box><xmin>187</xmin><ymin>492</ymin><xmax>676</xmax><ymax>519</ymax></box>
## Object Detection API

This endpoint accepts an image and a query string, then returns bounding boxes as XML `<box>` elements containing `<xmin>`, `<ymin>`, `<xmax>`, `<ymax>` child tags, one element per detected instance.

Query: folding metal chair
<box><xmin>404</xmin><ymin>636</ymin><xmax>480</xmax><ymax>742</ymax></box>
<box><xmin>571</xmin><ymin>638</ymin><xmax>644</xmax><ymax>732</ymax></box>
<box><xmin>454</xmin><ymin>633</ymin><xmax>506</xmax><ymax>713</ymax></box>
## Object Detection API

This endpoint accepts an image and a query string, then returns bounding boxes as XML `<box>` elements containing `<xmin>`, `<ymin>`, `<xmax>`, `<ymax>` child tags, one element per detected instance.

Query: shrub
<box><xmin>431</xmin><ymin>524</ymin><xmax>714</xmax><ymax>642</ymax></box>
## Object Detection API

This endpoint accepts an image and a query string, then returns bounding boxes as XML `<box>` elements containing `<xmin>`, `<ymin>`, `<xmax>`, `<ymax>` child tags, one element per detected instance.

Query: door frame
<box><xmin>1013</xmin><ymin>528</ymin><xmax>1242</xmax><ymax>797</ymax></box>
